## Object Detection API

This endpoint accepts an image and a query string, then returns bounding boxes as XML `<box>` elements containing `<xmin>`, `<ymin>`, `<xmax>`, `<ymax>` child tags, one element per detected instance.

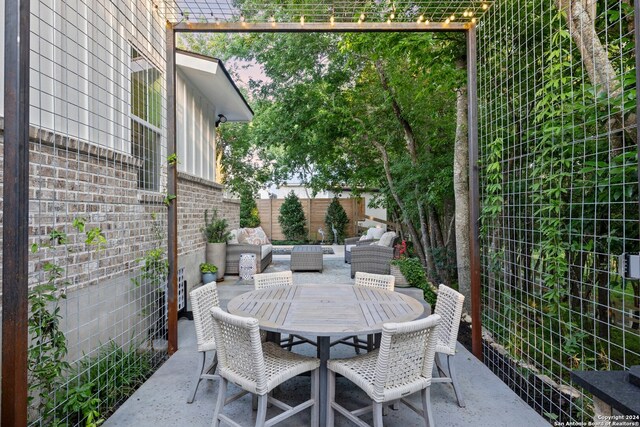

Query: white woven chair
<box><xmin>254</xmin><ymin>270</ymin><xmax>294</xmax><ymax>289</ymax></box>
<box><xmin>327</xmin><ymin>314</ymin><xmax>442</xmax><ymax>427</ymax></box>
<box><xmin>187</xmin><ymin>283</ymin><xmax>220</xmax><ymax>403</ymax></box>
<box><xmin>209</xmin><ymin>307</ymin><xmax>321</xmax><ymax>427</ymax></box>
<box><xmin>332</xmin><ymin>272</ymin><xmax>395</xmax><ymax>354</ymax></box>
<box><xmin>254</xmin><ymin>271</ymin><xmax>316</xmax><ymax>349</ymax></box>
<box><xmin>432</xmin><ymin>284</ymin><xmax>466</xmax><ymax>407</ymax></box>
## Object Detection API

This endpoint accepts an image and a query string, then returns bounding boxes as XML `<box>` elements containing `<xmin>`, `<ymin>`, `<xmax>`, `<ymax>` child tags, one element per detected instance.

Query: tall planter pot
<box><xmin>206</xmin><ymin>242</ymin><xmax>226</xmax><ymax>281</ymax></box>
<box><xmin>389</xmin><ymin>264</ymin><xmax>410</xmax><ymax>287</ymax></box>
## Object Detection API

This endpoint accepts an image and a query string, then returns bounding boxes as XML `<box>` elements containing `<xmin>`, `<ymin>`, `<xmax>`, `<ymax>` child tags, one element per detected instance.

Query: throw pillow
<box><xmin>228</xmin><ymin>229</ymin><xmax>239</xmax><ymax>244</ymax></box>
<box><xmin>237</xmin><ymin>228</ymin><xmax>249</xmax><ymax>244</ymax></box>
<box><xmin>254</xmin><ymin>226</ymin><xmax>270</xmax><ymax>244</ymax></box>
<box><xmin>369</xmin><ymin>227</ymin><xmax>385</xmax><ymax>240</ymax></box>
<box><xmin>377</xmin><ymin>231</ymin><xmax>396</xmax><ymax>247</ymax></box>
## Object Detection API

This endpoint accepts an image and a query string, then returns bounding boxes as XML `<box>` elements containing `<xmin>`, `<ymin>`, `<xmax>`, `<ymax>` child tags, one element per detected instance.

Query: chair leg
<box><xmin>187</xmin><ymin>351</ymin><xmax>206</xmax><ymax>403</ymax></box>
<box><xmin>327</xmin><ymin>370</ymin><xmax>336</xmax><ymax>427</ymax></box>
<box><xmin>373</xmin><ymin>402</ymin><xmax>384</xmax><ymax>427</ymax></box>
<box><xmin>311</xmin><ymin>368</ymin><xmax>319</xmax><ymax>427</ymax></box>
<box><xmin>352</xmin><ymin>336</ymin><xmax>361</xmax><ymax>354</ymax></box>
<box><xmin>421</xmin><ymin>387</ymin><xmax>434</xmax><ymax>427</ymax></box>
<box><xmin>286</xmin><ymin>334</ymin><xmax>294</xmax><ymax>350</ymax></box>
<box><xmin>255</xmin><ymin>394</ymin><xmax>268</xmax><ymax>427</ymax></box>
<box><xmin>446</xmin><ymin>354</ymin><xmax>465</xmax><ymax>408</ymax></box>
<box><xmin>211</xmin><ymin>377</ymin><xmax>227</xmax><ymax>427</ymax></box>
<box><xmin>434</xmin><ymin>352</ymin><xmax>446</xmax><ymax>378</ymax></box>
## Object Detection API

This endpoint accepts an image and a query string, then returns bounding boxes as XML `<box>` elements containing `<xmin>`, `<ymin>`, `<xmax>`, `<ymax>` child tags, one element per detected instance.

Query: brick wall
<box><xmin>26</xmin><ymin>127</ymin><xmax>168</xmax><ymax>290</ymax></box>
<box><xmin>0</xmin><ymin>124</ymin><xmax>170</xmax><ymax>363</ymax></box>
<box><xmin>176</xmin><ymin>172</ymin><xmax>239</xmax><ymax>289</ymax></box>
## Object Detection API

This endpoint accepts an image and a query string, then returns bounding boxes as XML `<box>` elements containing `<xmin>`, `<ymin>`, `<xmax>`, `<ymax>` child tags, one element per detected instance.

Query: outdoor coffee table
<box><xmin>290</xmin><ymin>245</ymin><xmax>323</xmax><ymax>272</ymax></box>
<box><xmin>227</xmin><ymin>284</ymin><xmax>425</xmax><ymax>426</ymax></box>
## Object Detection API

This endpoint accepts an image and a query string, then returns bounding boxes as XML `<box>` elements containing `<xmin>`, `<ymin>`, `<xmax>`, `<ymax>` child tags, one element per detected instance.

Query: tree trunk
<box><xmin>429</xmin><ymin>205</ymin><xmax>451</xmax><ymax>286</ymax></box>
<box><xmin>374</xmin><ymin>59</ymin><xmax>433</xmax><ymax>272</ymax></box>
<box><xmin>453</xmin><ymin>86</ymin><xmax>471</xmax><ymax>309</ymax></box>
<box><xmin>371</xmin><ymin>139</ymin><xmax>429</xmax><ymax>268</ymax></box>
<box><xmin>555</xmin><ymin>0</ymin><xmax>637</xmax><ymax>153</ymax></box>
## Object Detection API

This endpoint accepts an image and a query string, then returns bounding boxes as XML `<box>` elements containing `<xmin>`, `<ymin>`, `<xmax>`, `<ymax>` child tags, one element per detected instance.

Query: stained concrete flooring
<box><xmin>105</xmin><ymin>246</ymin><xmax>549</xmax><ymax>427</ymax></box>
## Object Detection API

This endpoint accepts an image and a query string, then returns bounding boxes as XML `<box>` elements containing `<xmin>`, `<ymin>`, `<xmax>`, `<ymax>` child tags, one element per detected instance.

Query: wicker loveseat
<box><xmin>225</xmin><ymin>227</ymin><xmax>273</xmax><ymax>275</ymax></box>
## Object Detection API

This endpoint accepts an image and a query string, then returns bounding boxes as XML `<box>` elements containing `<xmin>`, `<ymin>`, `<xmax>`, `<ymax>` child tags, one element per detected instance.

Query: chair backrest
<box><xmin>189</xmin><ymin>283</ymin><xmax>220</xmax><ymax>352</ymax></box>
<box><xmin>254</xmin><ymin>270</ymin><xmax>293</xmax><ymax>290</ymax></box>
<box><xmin>433</xmin><ymin>284</ymin><xmax>465</xmax><ymax>355</ymax></box>
<box><xmin>209</xmin><ymin>307</ymin><xmax>267</xmax><ymax>394</ymax></box>
<box><xmin>372</xmin><ymin>314</ymin><xmax>441</xmax><ymax>401</ymax></box>
<box><xmin>354</xmin><ymin>271</ymin><xmax>395</xmax><ymax>291</ymax></box>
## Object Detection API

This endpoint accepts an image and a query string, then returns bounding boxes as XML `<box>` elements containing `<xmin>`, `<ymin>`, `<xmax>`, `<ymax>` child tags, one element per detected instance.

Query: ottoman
<box><xmin>290</xmin><ymin>245</ymin><xmax>323</xmax><ymax>272</ymax></box>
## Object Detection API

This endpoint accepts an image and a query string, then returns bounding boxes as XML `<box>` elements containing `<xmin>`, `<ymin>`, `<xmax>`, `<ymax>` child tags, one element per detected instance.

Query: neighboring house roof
<box><xmin>176</xmin><ymin>49</ymin><xmax>254</xmax><ymax>122</ymax></box>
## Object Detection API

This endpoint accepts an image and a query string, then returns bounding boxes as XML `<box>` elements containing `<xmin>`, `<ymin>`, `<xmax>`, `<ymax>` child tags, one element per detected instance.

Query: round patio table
<box><xmin>227</xmin><ymin>284</ymin><xmax>425</xmax><ymax>427</ymax></box>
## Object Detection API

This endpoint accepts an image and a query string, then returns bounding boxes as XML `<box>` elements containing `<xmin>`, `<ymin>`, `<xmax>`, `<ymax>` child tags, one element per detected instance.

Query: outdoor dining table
<box><xmin>227</xmin><ymin>284</ymin><xmax>426</xmax><ymax>426</ymax></box>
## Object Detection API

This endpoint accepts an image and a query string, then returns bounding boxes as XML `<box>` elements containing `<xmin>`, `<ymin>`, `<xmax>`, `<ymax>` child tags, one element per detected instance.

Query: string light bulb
<box><xmin>445</xmin><ymin>17</ymin><xmax>450</xmax><ymax>24</ymax></box>
<box><xmin>418</xmin><ymin>14</ymin><xmax>424</xmax><ymax>22</ymax></box>
<box><xmin>471</xmin><ymin>17</ymin><xmax>477</xmax><ymax>24</ymax></box>
<box><xmin>482</xmin><ymin>3</ymin><xmax>488</xmax><ymax>10</ymax></box>
<box><xmin>269</xmin><ymin>16</ymin><xmax>276</xmax><ymax>27</ymax></box>
<box><xmin>425</xmin><ymin>19</ymin><xmax>430</xmax><ymax>25</ymax></box>
<box><xmin>450</xmin><ymin>14</ymin><xmax>455</xmax><ymax>21</ymax></box>
<box><xmin>360</xmin><ymin>13</ymin><xmax>365</xmax><ymax>21</ymax></box>
<box><xmin>300</xmin><ymin>15</ymin><xmax>305</xmax><ymax>25</ymax></box>
<box><xmin>330</xmin><ymin>15</ymin><xmax>335</xmax><ymax>25</ymax></box>
<box><xmin>390</xmin><ymin>12</ymin><xmax>395</xmax><ymax>20</ymax></box>
<box><xmin>463</xmin><ymin>11</ymin><xmax>468</xmax><ymax>17</ymax></box>
<box><xmin>386</xmin><ymin>18</ymin><xmax>391</xmax><ymax>24</ymax></box>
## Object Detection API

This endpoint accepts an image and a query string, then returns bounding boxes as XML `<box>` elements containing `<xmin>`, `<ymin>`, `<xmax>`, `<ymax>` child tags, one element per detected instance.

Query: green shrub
<box><xmin>240</xmin><ymin>193</ymin><xmax>261</xmax><ymax>228</ymax></box>
<box><xmin>324</xmin><ymin>197</ymin><xmax>349</xmax><ymax>244</ymax></box>
<box><xmin>278</xmin><ymin>191</ymin><xmax>306</xmax><ymax>241</ymax></box>
<box><xmin>203</xmin><ymin>209</ymin><xmax>231</xmax><ymax>243</ymax></box>
<box><xmin>199</xmin><ymin>262</ymin><xmax>218</xmax><ymax>273</ymax></box>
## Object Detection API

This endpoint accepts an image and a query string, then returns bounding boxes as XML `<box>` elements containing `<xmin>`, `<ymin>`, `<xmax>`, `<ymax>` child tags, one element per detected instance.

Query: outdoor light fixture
<box><xmin>215</xmin><ymin>114</ymin><xmax>227</xmax><ymax>127</ymax></box>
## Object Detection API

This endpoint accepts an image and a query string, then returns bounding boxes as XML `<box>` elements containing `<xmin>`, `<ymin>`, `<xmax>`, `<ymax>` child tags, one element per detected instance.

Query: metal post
<box><xmin>2</xmin><ymin>0</ymin><xmax>30</xmax><ymax>425</ymax></box>
<box><xmin>467</xmin><ymin>25</ymin><xmax>483</xmax><ymax>361</ymax></box>
<box><xmin>166</xmin><ymin>24</ymin><xmax>178</xmax><ymax>355</ymax></box>
<box><xmin>636</xmin><ymin>0</ymin><xmax>640</xmax><ymax>213</ymax></box>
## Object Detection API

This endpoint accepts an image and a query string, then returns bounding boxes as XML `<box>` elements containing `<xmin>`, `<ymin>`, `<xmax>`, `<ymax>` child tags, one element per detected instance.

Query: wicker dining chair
<box><xmin>431</xmin><ymin>284</ymin><xmax>466</xmax><ymax>408</ymax></box>
<box><xmin>331</xmin><ymin>272</ymin><xmax>395</xmax><ymax>354</ymax></box>
<box><xmin>209</xmin><ymin>307</ymin><xmax>321</xmax><ymax>427</ymax></box>
<box><xmin>327</xmin><ymin>314</ymin><xmax>442</xmax><ymax>427</ymax></box>
<box><xmin>253</xmin><ymin>271</ymin><xmax>317</xmax><ymax>349</ymax></box>
<box><xmin>187</xmin><ymin>283</ymin><xmax>220</xmax><ymax>403</ymax></box>
<box><xmin>254</xmin><ymin>270</ymin><xmax>294</xmax><ymax>289</ymax></box>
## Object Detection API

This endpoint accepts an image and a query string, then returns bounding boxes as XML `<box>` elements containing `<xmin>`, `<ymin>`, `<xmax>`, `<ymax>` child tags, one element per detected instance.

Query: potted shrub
<box><xmin>203</xmin><ymin>209</ymin><xmax>231</xmax><ymax>281</ymax></box>
<box><xmin>200</xmin><ymin>263</ymin><xmax>218</xmax><ymax>284</ymax></box>
<box><xmin>390</xmin><ymin>256</ymin><xmax>437</xmax><ymax>305</ymax></box>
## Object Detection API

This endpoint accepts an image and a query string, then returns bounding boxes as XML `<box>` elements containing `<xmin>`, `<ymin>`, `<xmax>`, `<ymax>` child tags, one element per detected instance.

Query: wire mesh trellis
<box><xmin>23</xmin><ymin>0</ymin><xmax>169</xmax><ymax>424</ymax></box>
<box><xmin>477</xmin><ymin>0</ymin><xmax>639</xmax><ymax>423</ymax></box>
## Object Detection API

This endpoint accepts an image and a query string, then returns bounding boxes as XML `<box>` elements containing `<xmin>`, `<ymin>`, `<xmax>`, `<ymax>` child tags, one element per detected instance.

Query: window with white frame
<box><xmin>130</xmin><ymin>46</ymin><xmax>162</xmax><ymax>191</ymax></box>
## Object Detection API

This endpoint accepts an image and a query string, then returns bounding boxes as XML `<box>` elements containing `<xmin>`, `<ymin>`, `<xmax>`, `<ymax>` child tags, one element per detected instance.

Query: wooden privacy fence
<box><xmin>256</xmin><ymin>198</ymin><xmax>364</xmax><ymax>241</ymax></box>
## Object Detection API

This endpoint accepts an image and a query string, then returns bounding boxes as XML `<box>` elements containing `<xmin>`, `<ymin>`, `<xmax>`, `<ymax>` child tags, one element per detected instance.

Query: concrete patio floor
<box><xmin>105</xmin><ymin>246</ymin><xmax>549</xmax><ymax>427</ymax></box>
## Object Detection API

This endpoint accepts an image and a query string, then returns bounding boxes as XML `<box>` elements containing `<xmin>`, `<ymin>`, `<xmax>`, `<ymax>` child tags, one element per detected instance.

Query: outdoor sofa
<box><xmin>225</xmin><ymin>227</ymin><xmax>273</xmax><ymax>275</ymax></box>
